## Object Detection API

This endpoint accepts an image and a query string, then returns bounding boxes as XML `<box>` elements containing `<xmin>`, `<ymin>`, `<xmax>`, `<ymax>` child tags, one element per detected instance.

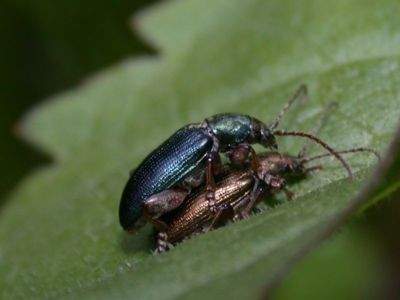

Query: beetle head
<box><xmin>258</xmin><ymin>152</ymin><xmax>305</xmax><ymax>178</ymax></box>
<box><xmin>251</xmin><ymin>118</ymin><xmax>278</xmax><ymax>150</ymax></box>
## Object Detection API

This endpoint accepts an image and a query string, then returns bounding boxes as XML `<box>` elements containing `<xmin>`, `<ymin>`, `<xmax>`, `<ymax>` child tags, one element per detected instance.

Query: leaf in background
<box><xmin>1</xmin><ymin>0</ymin><xmax>400</xmax><ymax>299</ymax></box>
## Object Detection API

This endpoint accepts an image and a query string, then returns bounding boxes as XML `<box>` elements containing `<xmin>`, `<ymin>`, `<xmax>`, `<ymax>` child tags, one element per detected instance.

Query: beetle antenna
<box><xmin>273</xmin><ymin>130</ymin><xmax>354</xmax><ymax>179</ymax></box>
<box><xmin>298</xmin><ymin>102</ymin><xmax>338</xmax><ymax>158</ymax></box>
<box><xmin>301</xmin><ymin>147</ymin><xmax>381</xmax><ymax>164</ymax></box>
<box><xmin>270</xmin><ymin>84</ymin><xmax>308</xmax><ymax>130</ymax></box>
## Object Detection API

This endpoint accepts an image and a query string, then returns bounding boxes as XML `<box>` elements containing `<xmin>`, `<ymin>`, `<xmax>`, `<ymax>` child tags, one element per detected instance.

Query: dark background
<box><xmin>0</xmin><ymin>0</ymin><xmax>158</xmax><ymax>203</ymax></box>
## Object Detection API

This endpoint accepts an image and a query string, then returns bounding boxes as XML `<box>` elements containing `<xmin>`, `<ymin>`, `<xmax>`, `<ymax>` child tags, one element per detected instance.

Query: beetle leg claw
<box><xmin>234</xmin><ymin>210</ymin><xmax>251</xmax><ymax>221</ymax></box>
<box><xmin>155</xmin><ymin>232</ymin><xmax>173</xmax><ymax>254</ymax></box>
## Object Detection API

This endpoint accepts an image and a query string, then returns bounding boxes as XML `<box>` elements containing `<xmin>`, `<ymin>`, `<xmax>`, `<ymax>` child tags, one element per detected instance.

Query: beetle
<box><xmin>154</xmin><ymin>146</ymin><xmax>379</xmax><ymax>252</ymax></box>
<box><xmin>119</xmin><ymin>85</ymin><xmax>354</xmax><ymax>232</ymax></box>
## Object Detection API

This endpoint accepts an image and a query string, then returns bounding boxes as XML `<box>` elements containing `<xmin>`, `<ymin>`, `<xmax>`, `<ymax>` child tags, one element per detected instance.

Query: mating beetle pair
<box><xmin>154</xmin><ymin>145</ymin><xmax>379</xmax><ymax>252</ymax></box>
<box><xmin>119</xmin><ymin>85</ymin><xmax>354</xmax><ymax>233</ymax></box>
<box><xmin>154</xmin><ymin>100</ymin><xmax>380</xmax><ymax>252</ymax></box>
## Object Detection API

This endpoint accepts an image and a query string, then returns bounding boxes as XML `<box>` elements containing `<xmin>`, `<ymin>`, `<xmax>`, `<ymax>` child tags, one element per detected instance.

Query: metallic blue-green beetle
<box><xmin>119</xmin><ymin>86</ymin><xmax>318</xmax><ymax>232</ymax></box>
<box><xmin>119</xmin><ymin>113</ymin><xmax>278</xmax><ymax>232</ymax></box>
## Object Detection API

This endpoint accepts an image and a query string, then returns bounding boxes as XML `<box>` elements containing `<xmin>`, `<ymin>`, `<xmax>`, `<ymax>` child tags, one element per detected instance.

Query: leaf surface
<box><xmin>1</xmin><ymin>0</ymin><xmax>400</xmax><ymax>299</ymax></box>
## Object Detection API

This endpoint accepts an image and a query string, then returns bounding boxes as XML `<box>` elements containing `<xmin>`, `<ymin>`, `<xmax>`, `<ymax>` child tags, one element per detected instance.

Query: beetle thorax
<box><xmin>205</xmin><ymin>114</ymin><xmax>253</xmax><ymax>150</ymax></box>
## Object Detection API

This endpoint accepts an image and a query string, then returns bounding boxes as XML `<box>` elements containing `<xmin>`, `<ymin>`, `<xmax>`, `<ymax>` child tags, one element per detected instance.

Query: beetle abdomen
<box><xmin>119</xmin><ymin>125</ymin><xmax>213</xmax><ymax>230</ymax></box>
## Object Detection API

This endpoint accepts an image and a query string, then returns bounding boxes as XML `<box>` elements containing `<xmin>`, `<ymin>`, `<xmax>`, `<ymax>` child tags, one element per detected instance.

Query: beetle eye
<box><xmin>260</xmin><ymin>124</ymin><xmax>278</xmax><ymax>150</ymax></box>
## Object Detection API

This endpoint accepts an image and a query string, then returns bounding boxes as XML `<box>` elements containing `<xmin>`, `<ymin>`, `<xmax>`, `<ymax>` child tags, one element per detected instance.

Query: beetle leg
<box><xmin>248</xmin><ymin>146</ymin><xmax>261</xmax><ymax>173</ymax></box>
<box><xmin>241</xmin><ymin>173</ymin><xmax>285</xmax><ymax>217</ymax></box>
<box><xmin>205</xmin><ymin>203</ymin><xmax>235</xmax><ymax>232</ymax></box>
<box><xmin>231</xmin><ymin>193</ymin><xmax>253</xmax><ymax>221</ymax></box>
<box><xmin>154</xmin><ymin>232</ymin><xmax>174</xmax><ymax>254</ymax></box>
<box><xmin>283</xmin><ymin>187</ymin><xmax>295</xmax><ymax>200</ymax></box>
<box><xmin>239</xmin><ymin>178</ymin><xmax>266</xmax><ymax>219</ymax></box>
<box><xmin>181</xmin><ymin>155</ymin><xmax>224</xmax><ymax>191</ymax></box>
<box><xmin>235</xmin><ymin>210</ymin><xmax>251</xmax><ymax>221</ymax></box>
<box><xmin>142</xmin><ymin>207</ymin><xmax>169</xmax><ymax>232</ymax></box>
<box><xmin>228</xmin><ymin>144</ymin><xmax>251</xmax><ymax>167</ymax></box>
<box><xmin>228</xmin><ymin>144</ymin><xmax>260</xmax><ymax>173</ymax></box>
<box><xmin>143</xmin><ymin>188</ymin><xmax>189</xmax><ymax>222</ymax></box>
<box><xmin>205</xmin><ymin>155</ymin><xmax>217</xmax><ymax>213</ymax></box>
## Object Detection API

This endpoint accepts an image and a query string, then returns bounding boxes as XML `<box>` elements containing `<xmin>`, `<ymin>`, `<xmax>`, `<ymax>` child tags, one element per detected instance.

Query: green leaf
<box><xmin>1</xmin><ymin>0</ymin><xmax>400</xmax><ymax>299</ymax></box>
<box><xmin>272</xmin><ymin>146</ymin><xmax>400</xmax><ymax>299</ymax></box>
<box><xmin>272</xmin><ymin>227</ymin><xmax>385</xmax><ymax>300</ymax></box>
